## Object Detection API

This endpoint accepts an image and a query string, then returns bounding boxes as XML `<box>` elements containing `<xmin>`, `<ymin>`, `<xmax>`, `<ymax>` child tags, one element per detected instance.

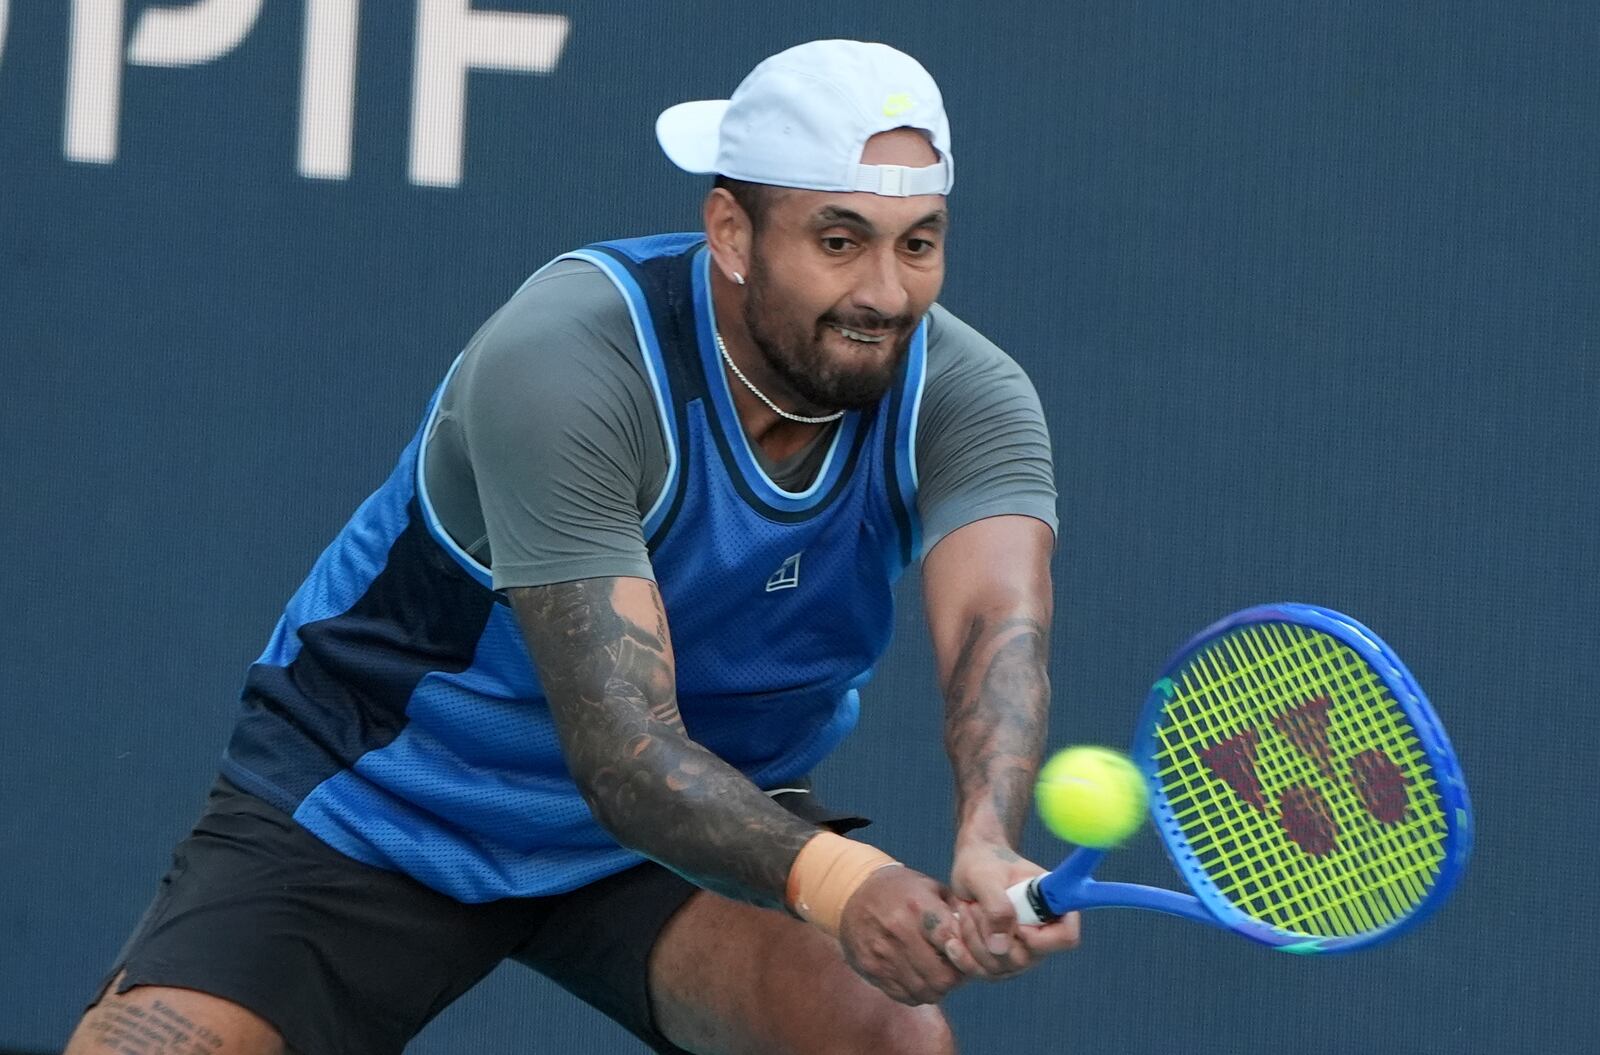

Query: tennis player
<box><xmin>66</xmin><ymin>40</ymin><xmax>1078</xmax><ymax>1055</ymax></box>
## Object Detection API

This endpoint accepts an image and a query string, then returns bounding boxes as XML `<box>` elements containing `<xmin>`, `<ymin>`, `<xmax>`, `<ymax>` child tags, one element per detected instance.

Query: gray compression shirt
<box><xmin>423</xmin><ymin>259</ymin><xmax>1057</xmax><ymax>590</ymax></box>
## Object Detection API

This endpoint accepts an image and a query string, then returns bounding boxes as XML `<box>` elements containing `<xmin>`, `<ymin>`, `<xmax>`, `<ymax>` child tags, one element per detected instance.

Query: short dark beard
<box><xmin>741</xmin><ymin>257</ymin><xmax>915</xmax><ymax>411</ymax></box>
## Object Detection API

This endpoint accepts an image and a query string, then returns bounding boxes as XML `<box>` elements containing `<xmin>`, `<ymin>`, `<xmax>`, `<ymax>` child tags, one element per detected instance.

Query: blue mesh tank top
<box><xmin>221</xmin><ymin>234</ymin><xmax>926</xmax><ymax>901</ymax></box>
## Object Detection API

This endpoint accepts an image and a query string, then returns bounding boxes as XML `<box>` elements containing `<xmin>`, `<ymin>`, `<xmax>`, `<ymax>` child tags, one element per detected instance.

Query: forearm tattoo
<box><xmin>515</xmin><ymin>579</ymin><xmax>817</xmax><ymax>906</ymax></box>
<box><xmin>943</xmin><ymin>614</ymin><xmax>1050</xmax><ymax>845</ymax></box>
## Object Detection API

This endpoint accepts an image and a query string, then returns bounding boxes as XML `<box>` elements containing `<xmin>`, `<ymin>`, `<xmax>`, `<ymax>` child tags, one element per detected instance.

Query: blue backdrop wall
<box><xmin>2</xmin><ymin>2</ymin><xmax>1595</xmax><ymax>1052</ymax></box>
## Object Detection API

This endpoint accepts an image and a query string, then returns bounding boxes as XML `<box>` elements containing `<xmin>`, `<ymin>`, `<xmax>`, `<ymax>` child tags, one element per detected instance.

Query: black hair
<box><xmin>713</xmin><ymin>175</ymin><xmax>780</xmax><ymax>232</ymax></box>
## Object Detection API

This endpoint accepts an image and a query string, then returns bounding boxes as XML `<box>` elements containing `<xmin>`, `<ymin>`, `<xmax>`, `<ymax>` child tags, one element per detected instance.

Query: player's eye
<box><xmin>904</xmin><ymin>238</ymin><xmax>937</xmax><ymax>255</ymax></box>
<box><xmin>821</xmin><ymin>236</ymin><xmax>855</xmax><ymax>253</ymax></box>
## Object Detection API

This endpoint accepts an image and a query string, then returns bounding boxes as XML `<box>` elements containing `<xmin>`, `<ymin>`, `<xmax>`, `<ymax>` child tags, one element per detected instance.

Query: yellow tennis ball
<box><xmin>1035</xmin><ymin>746</ymin><xmax>1148</xmax><ymax>848</ymax></box>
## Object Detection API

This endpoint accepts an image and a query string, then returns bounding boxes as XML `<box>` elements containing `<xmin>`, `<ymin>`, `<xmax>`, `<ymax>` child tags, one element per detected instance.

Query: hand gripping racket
<box><xmin>1008</xmin><ymin>604</ymin><xmax>1473</xmax><ymax>953</ymax></box>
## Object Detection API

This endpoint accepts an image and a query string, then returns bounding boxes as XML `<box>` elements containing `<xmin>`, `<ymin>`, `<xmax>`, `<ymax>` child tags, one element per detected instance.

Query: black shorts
<box><xmin>95</xmin><ymin>777</ymin><xmax>867</xmax><ymax>1055</ymax></box>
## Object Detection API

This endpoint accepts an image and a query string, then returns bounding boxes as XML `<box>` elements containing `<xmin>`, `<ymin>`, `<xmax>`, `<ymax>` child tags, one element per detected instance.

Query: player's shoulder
<box><xmin>456</xmin><ymin>254</ymin><xmax>644</xmax><ymax>386</ymax></box>
<box><xmin>483</xmin><ymin>257</ymin><xmax>631</xmax><ymax>346</ymax></box>
<box><xmin>444</xmin><ymin>251</ymin><xmax>656</xmax><ymax>426</ymax></box>
<box><xmin>923</xmin><ymin>302</ymin><xmax>1034</xmax><ymax>389</ymax></box>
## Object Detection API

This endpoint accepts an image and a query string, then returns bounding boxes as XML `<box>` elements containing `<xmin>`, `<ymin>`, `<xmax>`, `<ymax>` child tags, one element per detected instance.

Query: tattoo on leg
<box><xmin>85</xmin><ymin>999</ymin><xmax>225</xmax><ymax>1053</ymax></box>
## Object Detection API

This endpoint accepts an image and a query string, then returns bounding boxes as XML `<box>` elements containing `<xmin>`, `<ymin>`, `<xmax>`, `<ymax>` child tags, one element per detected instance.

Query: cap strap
<box><xmin>850</xmin><ymin>161</ymin><xmax>949</xmax><ymax>197</ymax></box>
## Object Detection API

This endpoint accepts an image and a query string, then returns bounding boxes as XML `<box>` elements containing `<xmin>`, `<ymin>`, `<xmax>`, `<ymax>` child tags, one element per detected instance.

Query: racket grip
<box><xmin>1007</xmin><ymin>877</ymin><xmax>1058</xmax><ymax>926</ymax></box>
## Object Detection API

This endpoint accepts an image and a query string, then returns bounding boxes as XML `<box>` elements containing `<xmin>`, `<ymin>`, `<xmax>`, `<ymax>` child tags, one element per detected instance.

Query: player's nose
<box><xmin>849</xmin><ymin>247</ymin><xmax>912</xmax><ymax>322</ymax></box>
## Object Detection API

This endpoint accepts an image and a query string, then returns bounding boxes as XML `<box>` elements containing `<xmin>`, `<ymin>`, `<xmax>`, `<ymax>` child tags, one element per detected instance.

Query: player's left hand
<box><xmin>946</xmin><ymin>839</ymin><xmax>1081</xmax><ymax>979</ymax></box>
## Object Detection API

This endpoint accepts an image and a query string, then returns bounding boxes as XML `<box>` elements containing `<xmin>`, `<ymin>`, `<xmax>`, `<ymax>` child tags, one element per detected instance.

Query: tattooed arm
<box><xmin>511</xmin><ymin>575</ymin><xmax>968</xmax><ymax>1003</ymax></box>
<box><xmin>922</xmin><ymin>515</ymin><xmax>1081</xmax><ymax>977</ymax></box>
<box><xmin>509</xmin><ymin>576</ymin><xmax>817</xmax><ymax>906</ymax></box>
<box><xmin>928</xmin><ymin>519</ymin><xmax>1051</xmax><ymax>852</ymax></box>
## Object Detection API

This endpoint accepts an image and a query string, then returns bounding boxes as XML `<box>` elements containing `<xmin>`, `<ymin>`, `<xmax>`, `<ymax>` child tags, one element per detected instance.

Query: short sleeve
<box><xmin>442</xmin><ymin>262</ymin><xmax>665</xmax><ymax>589</ymax></box>
<box><xmin>914</xmin><ymin>304</ymin><xmax>1058</xmax><ymax>557</ymax></box>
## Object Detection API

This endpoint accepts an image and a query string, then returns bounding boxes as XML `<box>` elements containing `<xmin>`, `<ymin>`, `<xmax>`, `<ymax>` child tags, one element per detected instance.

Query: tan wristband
<box><xmin>785</xmin><ymin>831</ymin><xmax>902</xmax><ymax>937</ymax></box>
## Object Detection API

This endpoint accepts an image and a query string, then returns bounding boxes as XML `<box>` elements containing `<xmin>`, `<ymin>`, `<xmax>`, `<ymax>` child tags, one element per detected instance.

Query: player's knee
<box><xmin>780</xmin><ymin>961</ymin><xmax>954</xmax><ymax>1054</ymax></box>
<box><xmin>861</xmin><ymin>1002</ymin><xmax>955</xmax><ymax>1055</ymax></box>
<box><xmin>820</xmin><ymin>981</ymin><xmax>953</xmax><ymax>1055</ymax></box>
<box><xmin>803</xmin><ymin>946</ymin><xmax>957</xmax><ymax>1053</ymax></box>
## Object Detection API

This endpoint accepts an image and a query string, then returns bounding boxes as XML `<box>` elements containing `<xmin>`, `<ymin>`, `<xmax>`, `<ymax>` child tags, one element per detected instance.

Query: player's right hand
<box><xmin>835</xmin><ymin>866</ymin><xmax>970</xmax><ymax>1005</ymax></box>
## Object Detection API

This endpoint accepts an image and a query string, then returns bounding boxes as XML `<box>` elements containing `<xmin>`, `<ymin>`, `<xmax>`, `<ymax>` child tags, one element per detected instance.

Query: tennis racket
<box><xmin>1008</xmin><ymin>603</ymin><xmax>1472</xmax><ymax>954</ymax></box>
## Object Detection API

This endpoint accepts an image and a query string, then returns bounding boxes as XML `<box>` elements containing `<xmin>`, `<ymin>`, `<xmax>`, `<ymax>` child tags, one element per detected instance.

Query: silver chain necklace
<box><xmin>713</xmin><ymin>326</ymin><xmax>845</xmax><ymax>425</ymax></box>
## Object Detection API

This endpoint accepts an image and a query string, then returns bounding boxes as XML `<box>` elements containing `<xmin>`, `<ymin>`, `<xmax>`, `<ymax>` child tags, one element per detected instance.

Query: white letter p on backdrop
<box><xmin>128</xmin><ymin>0</ymin><xmax>264</xmax><ymax>67</ymax></box>
<box><xmin>65</xmin><ymin>0</ymin><xmax>264</xmax><ymax>164</ymax></box>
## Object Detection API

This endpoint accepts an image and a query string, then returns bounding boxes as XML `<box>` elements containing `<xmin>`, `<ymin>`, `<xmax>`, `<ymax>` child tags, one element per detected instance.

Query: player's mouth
<box><xmin>827</xmin><ymin>324</ymin><xmax>889</xmax><ymax>344</ymax></box>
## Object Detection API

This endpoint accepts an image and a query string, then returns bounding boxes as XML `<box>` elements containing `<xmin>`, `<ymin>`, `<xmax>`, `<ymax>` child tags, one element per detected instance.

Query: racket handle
<box><xmin>1007</xmin><ymin>877</ymin><xmax>1057</xmax><ymax>925</ymax></box>
<box><xmin>1008</xmin><ymin>851</ymin><xmax>1099</xmax><ymax>925</ymax></box>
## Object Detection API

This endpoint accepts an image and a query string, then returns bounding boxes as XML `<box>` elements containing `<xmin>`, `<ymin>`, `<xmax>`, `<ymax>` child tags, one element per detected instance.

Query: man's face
<box><xmin>741</xmin><ymin>130</ymin><xmax>947</xmax><ymax>410</ymax></box>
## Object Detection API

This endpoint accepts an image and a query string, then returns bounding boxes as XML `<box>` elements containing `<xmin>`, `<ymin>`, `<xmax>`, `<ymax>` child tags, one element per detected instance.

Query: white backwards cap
<box><xmin>656</xmin><ymin>40</ymin><xmax>954</xmax><ymax>198</ymax></box>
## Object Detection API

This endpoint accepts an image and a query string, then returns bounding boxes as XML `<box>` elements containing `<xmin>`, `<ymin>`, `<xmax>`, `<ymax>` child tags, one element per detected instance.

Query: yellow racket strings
<box><xmin>1152</xmin><ymin>623</ymin><xmax>1448</xmax><ymax>938</ymax></box>
<box><xmin>1180</xmin><ymin>625</ymin><xmax>1444</xmax><ymax>933</ymax></box>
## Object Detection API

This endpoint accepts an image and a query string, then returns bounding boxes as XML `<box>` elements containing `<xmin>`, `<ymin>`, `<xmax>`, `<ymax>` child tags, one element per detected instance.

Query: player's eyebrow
<box><xmin>811</xmin><ymin>206</ymin><xmax>950</xmax><ymax>237</ymax></box>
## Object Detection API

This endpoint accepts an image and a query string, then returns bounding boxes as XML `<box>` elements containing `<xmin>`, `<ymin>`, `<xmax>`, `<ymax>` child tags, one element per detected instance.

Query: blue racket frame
<box><xmin>1026</xmin><ymin>603</ymin><xmax>1474</xmax><ymax>954</ymax></box>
